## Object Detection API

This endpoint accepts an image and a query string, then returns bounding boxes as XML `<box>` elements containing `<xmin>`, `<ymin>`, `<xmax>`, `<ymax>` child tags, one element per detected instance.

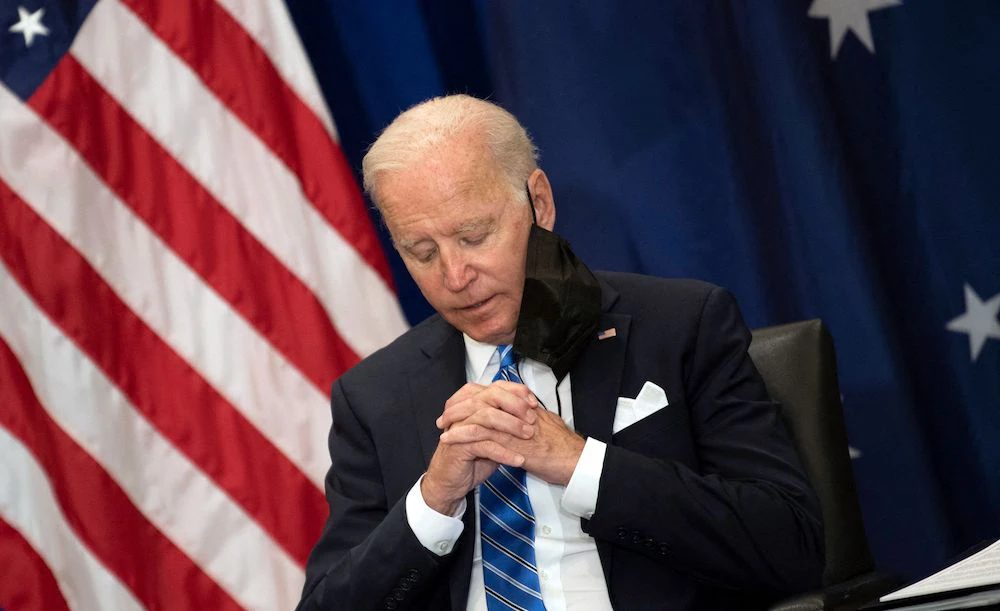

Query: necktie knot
<box><xmin>494</xmin><ymin>345</ymin><xmax>522</xmax><ymax>384</ymax></box>
<box><xmin>497</xmin><ymin>344</ymin><xmax>515</xmax><ymax>366</ymax></box>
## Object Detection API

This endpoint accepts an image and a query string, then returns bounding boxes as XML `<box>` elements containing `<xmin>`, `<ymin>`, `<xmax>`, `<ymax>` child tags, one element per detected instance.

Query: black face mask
<box><xmin>513</xmin><ymin>188</ymin><xmax>603</xmax><ymax>381</ymax></box>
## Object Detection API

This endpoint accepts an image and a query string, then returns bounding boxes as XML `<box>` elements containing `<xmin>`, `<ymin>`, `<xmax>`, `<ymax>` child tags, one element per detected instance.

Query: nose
<box><xmin>440</xmin><ymin>248</ymin><xmax>473</xmax><ymax>292</ymax></box>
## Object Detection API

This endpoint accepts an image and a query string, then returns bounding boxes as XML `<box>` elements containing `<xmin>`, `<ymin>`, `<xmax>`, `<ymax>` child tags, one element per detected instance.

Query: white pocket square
<box><xmin>612</xmin><ymin>381</ymin><xmax>669</xmax><ymax>434</ymax></box>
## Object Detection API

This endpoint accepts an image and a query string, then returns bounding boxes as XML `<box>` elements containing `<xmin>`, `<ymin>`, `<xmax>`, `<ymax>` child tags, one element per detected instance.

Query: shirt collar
<box><xmin>463</xmin><ymin>334</ymin><xmax>501</xmax><ymax>382</ymax></box>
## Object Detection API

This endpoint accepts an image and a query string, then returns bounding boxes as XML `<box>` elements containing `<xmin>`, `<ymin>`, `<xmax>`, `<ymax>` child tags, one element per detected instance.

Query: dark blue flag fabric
<box><xmin>290</xmin><ymin>0</ymin><xmax>1000</xmax><ymax>580</ymax></box>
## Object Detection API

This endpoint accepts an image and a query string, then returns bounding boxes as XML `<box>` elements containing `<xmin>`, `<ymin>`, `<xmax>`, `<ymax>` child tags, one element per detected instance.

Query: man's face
<box><xmin>377</xmin><ymin>133</ymin><xmax>541</xmax><ymax>346</ymax></box>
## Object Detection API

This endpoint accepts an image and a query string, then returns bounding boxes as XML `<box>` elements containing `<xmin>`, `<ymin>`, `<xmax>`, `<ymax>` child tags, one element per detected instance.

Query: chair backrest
<box><xmin>748</xmin><ymin>319</ymin><xmax>874</xmax><ymax>587</ymax></box>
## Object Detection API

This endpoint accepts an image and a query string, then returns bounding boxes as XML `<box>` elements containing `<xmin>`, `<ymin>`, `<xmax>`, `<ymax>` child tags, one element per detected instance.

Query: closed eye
<box><xmin>404</xmin><ymin>245</ymin><xmax>437</xmax><ymax>263</ymax></box>
<box><xmin>459</xmin><ymin>234</ymin><xmax>487</xmax><ymax>247</ymax></box>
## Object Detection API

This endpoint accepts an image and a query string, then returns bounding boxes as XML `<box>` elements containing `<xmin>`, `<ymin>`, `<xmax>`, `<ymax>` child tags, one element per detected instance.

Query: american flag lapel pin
<box><xmin>597</xmin><ymin>327</ymin><xmax>617</xmax><ymax>340</ymax></box>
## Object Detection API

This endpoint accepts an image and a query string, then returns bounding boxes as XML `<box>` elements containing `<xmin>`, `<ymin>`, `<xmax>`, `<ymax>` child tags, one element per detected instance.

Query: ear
<box><xmin>527</xmin><ymin>169</ymin><xmax>556</xmax><ymax>230</ymax></box>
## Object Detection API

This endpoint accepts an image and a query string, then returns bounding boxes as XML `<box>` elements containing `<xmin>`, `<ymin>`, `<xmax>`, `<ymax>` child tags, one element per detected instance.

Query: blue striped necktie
<box><xmin>479</xmin><ymin>345</ymin><xmax>546</xmax><ymax>610</ymax></box>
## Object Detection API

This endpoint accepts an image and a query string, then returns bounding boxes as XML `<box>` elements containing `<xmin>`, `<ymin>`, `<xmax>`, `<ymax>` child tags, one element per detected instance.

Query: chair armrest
<box><xmin>769</xmin><ymin>572</ymin><xmax>904</xmax><ymax>611</ymax></box>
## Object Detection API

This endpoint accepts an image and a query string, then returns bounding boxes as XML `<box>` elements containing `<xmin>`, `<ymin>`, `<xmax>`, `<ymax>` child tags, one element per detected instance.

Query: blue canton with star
<box><xmin>1</xmin><ymin>0</ymin><xmax>98</xmax><ymax>101</ymax></box>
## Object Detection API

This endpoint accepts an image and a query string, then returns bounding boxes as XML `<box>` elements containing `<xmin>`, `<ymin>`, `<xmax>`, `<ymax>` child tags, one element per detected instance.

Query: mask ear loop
<box><xmin>525</xmin><ymin>184</ymin><xmax>539</xmax><ymax>225</ymax></box>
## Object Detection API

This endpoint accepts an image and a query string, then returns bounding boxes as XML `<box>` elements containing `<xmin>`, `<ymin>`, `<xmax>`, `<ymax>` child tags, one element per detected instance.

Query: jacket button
<box><xmin>408</xmin><ymin>569</ymin><xmax>420</xmax><ymax>578</ymax></box>
<box><xmin>394</xmin><ymin>590</ymin><xmax>406</xmax><ymax>601</ymax></box>
<box><xmin>644</xmin><ymin>537</ymin><xmax>655</xmax><ymax>548</ymax></box>
<box><xmin>630</xmin><ymin>529</ymin><xmax>642</xmax><ymax>544</ymax></box>
<box><xmin>659</xmin><ymin>543</ymin><xmax>669</xmax><ymax>557</ymax></box>
<box><xmin>617</xmin><ymin>527</ymin><xmax>627</xmax><ymax>540</ymax></box>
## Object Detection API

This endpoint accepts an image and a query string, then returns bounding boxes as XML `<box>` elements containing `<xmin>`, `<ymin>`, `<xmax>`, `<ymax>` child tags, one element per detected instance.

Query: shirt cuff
<box><xmin>405</xmin><ymin>474</ymin><xmax>466</xmax><ymax>556</ymax></box>
<box><xmin>561</xmin><ymin>437</ymin><xmax>607</xmax><ymax>519</ymax></box>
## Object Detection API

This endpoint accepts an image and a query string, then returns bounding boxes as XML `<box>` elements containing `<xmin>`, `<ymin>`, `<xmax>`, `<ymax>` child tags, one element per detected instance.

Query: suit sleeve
<box><xmin>583</xmin><ymin>286</ymin><xmax>825</xmax><ymax>594</ymax></box>
<box><xmin>297</xmin><ymin>378</ymin><xmax>455</xmax><ymax>611</ymax></box>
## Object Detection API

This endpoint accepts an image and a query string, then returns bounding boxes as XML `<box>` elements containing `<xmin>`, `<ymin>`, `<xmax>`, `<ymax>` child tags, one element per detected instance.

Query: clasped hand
<box><xmin>420</xmin><ymin>381</ymin><xmax>585</xmax><ymax>515</ymax></box>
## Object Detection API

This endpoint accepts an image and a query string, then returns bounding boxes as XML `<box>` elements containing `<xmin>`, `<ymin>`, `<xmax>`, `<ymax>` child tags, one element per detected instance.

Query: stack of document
<box><xmin>866</xmin><ymin>539</ymin><xmax>1000</xmax><ymax>610</ymax></box>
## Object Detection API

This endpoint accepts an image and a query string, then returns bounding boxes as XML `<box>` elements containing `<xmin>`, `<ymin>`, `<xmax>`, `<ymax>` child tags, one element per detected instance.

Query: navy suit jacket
<box><xmin>298</xmin><ymin>273</ymin><xmax>824</xmax><ymax>610</ymax></box>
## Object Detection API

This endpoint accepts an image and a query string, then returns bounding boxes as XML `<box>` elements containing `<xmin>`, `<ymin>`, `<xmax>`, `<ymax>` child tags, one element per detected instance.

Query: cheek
<box><xmin>501</xmin><ymin>254</ymin><xmax>527</xmax><ymax>288</ymax></box>
<box><xmin>484</xmin><ymin>243</ymin><xmax>524</xmax><ymax>279</ymax></box>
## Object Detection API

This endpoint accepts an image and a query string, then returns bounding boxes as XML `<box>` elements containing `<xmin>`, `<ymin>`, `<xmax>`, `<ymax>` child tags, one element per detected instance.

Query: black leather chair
<box><xmin>748</xmin><ymin>320</ymin><xmax>900</xmax><ymax>611</ymax></box>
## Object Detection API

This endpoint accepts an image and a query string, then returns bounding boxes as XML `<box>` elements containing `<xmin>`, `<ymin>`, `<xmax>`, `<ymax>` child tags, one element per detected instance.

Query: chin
<box><xmin>470</xmin><ymin>331</ymin><xmax>514</xmax><ymax>346</ymax></box>
<box><xmin>449</xmin><ymin>309</ymin><xmax>517</xmax><ymax>345</ymax></box>
<box><xmin>465</xmin><ymin>323</ymin><xmax>516</xmax><ymax>346</ymax></box>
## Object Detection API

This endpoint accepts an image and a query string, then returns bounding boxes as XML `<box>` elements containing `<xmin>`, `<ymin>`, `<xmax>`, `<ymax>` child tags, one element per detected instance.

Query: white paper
<box><xmin>880</xmin><ymin>539</ymin><xmax>1000</xmax><ymax>602</ymax></box>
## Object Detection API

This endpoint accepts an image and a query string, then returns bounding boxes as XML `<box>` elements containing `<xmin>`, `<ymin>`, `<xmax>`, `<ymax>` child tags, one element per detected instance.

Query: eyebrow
<box><xmin>454</xmin><ymin>219</ymin><xmax>494</xmax><ymax>235</ymax></box>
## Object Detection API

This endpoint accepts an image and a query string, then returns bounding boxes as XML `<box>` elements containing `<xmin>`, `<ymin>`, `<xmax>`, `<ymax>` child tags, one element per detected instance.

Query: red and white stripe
<box><xmin>0</xmin><ymin>0</ymin><xmax>408</xmax><ymax>609</ymax></box>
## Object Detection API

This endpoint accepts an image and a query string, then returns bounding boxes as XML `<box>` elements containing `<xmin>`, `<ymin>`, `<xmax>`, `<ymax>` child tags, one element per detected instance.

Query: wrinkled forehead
<box><xmin>376</xmin><ymin>138</ymin><xmax>511</xmax><ymax>217</ymax></box>
<box><xmin>374</xmin><ymin>126</ymin><xmax>499</xmax><ymax>189</ymax></box>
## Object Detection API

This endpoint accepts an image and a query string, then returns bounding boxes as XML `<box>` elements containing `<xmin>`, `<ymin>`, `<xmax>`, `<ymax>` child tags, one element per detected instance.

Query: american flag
<box><xmin>0</xmin><ymin>1</ymin><xmax>408</xmax><ymax>609</ymax></box>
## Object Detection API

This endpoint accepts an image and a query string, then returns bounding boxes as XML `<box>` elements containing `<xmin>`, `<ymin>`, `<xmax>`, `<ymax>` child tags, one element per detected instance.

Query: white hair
<box><xmin>362</xmin><ymin>94</ymin><xmax>539</xmax><ymax>208</ymax></box>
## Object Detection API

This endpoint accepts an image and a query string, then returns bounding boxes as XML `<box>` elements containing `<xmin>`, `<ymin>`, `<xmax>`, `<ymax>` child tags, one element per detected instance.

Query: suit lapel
<box><xmin>408</xmin><ymin>322</ymin><xmax>466</xmax><ymax>466</ymax></box>
<box><xmin>571</xmin><ymin>284</ymin><xmax>631</xmax><ymax>444</ymax></box>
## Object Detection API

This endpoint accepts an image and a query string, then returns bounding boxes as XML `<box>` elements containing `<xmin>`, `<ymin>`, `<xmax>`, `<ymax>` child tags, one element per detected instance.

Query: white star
<box><xmin>808</xmin><ymin>0</ymin><xmax>902</xmax><ymax>59</ymax></box>
<box><xmin>946</xmin><ymin>284</ymin><xmax>1000</xmax><ymax>362</ymax></box>
<box><xmin>8</xmin><ymin>6</ymin><xmax>50</xmax><ymax>48</ymax></box>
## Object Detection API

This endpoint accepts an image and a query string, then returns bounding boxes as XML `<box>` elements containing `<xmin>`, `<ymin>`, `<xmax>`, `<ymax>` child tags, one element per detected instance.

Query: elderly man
<box><xmin>298</xmin><ymin>95</ymin><xmax>823</xmax><ymax>610</ymax></box>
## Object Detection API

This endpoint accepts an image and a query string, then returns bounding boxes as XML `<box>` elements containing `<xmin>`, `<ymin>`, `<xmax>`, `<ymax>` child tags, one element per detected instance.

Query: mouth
<box><xmin>460</xmin><ymin>295</ymin><xmax>495</xmax><ymax>311</ymax></box>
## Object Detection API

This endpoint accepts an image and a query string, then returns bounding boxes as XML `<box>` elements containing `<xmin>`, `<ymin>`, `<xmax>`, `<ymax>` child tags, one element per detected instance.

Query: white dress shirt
<box><xmin>405</xmin><ymin>336</ymin><xmax>614</xmax><ymax>610</ymax></box>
